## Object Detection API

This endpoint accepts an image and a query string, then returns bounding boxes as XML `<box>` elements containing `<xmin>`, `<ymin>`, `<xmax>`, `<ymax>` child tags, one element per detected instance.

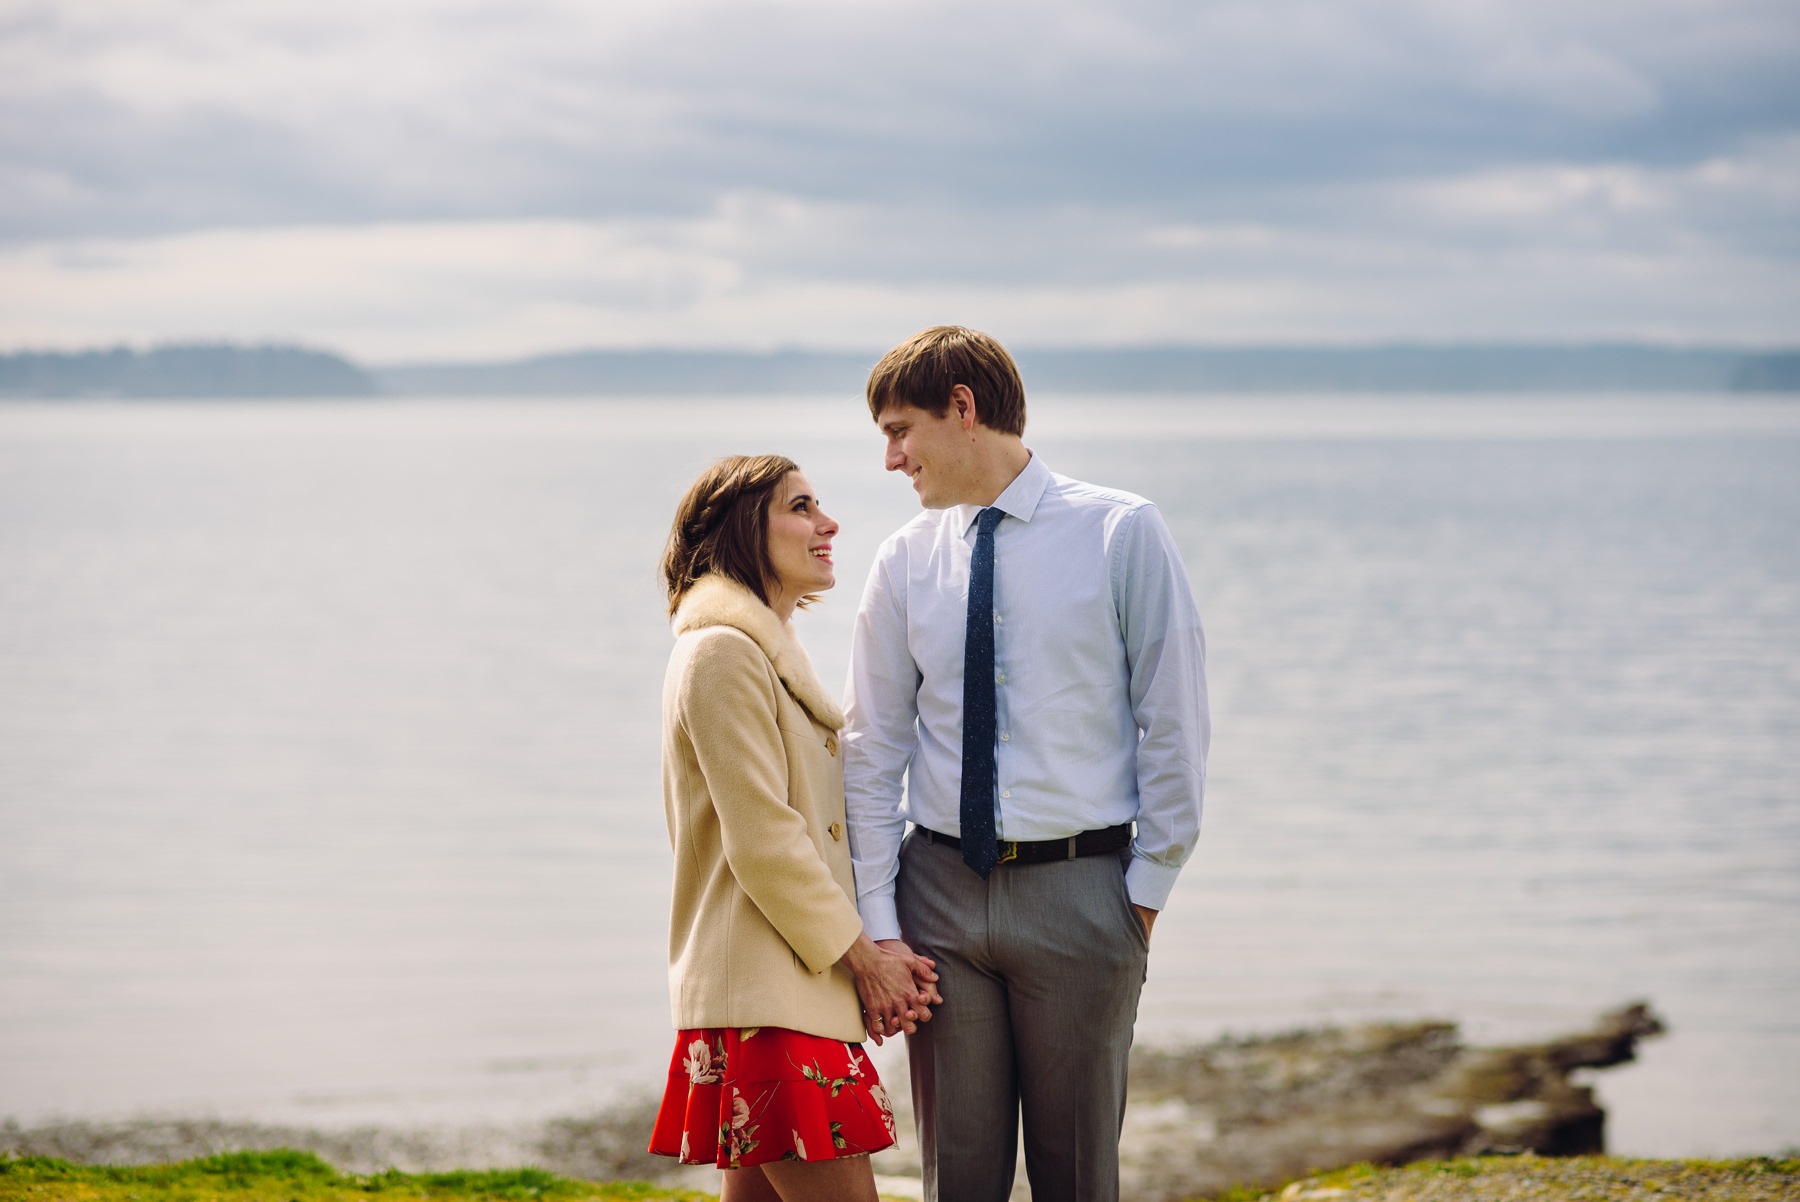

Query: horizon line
<box><xmin>6</xmin><ymin>337</ymin><xmax>1799</xmax><ymax>369</ymax></box>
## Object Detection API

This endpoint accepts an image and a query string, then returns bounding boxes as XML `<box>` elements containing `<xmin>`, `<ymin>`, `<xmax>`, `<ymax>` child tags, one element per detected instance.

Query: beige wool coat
<box><xmin>661</xmin><ymin>573</ymin><xmax>866</xmax><ymax>1042</ymax></box>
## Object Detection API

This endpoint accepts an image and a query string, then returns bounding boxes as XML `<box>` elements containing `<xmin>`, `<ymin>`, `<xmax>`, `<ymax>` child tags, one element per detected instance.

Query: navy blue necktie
<box><xmin>960</xmin><ymin>506</ymin><xmax>1005</xmax><ymax>878</ymax></box>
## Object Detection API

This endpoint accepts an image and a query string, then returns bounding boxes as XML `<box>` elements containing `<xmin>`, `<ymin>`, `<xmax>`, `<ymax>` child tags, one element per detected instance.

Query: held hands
<box><xmin>867</xmin><ymin>938</ymin><xmax>943</xmax><ymax>1044</ymax></box>
<box><xmin>879</xmin><ymin>937</ymin><xmax>944</xmax><ymax>1007</ymax></box>
<box><xmin>840</xmin><ymin>934</ymin><xmax>942</xmax><ymax>1046</ymax></box>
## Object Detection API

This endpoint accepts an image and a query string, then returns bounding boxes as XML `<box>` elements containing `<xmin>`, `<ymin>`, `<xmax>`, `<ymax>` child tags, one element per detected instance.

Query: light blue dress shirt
<box><xmin>842</xmin><ymin>453</ymin><xmax>1210</xmax><ymax>942</ymax></box>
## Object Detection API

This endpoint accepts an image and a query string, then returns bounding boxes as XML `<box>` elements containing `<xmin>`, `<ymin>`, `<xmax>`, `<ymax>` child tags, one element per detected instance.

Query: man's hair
<box><xmin>865</xmin><ymin>325</ymin><xmax>1027</xmax><ymax>436</ymax></box>
<box><xmin>661</xmin><ymin>453</ymin><xmax>810</xmax><ymax>616</ymax></box>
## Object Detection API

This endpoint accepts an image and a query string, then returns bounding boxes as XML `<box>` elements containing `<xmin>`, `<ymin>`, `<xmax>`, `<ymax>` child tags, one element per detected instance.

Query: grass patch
<box><xmin>1203</xmin><ymin>1155</ymin><xmax>1800</xmax><ymax>1200</ymax></box>
<box><xmin>0</xmin><ymin>1150</ymin><xmax>710</xmax><ymax>1202</ymax></box>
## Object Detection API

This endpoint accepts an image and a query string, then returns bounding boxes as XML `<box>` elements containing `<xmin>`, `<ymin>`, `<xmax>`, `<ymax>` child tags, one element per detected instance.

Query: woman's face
<box><xmin>766</xmin><ymin>471</ymin><xmax>838</xmax><ymax>608</ymax></box>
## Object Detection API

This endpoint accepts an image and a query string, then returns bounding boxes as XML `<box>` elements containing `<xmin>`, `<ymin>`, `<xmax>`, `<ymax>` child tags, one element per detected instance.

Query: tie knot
<box><xmin>976</xmin><ymin>507</ymin><xmax>1004</xmax><ymax>536</ymax></box>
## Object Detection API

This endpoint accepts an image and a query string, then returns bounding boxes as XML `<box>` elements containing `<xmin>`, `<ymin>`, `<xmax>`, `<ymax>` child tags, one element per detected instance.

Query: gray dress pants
<box><xmin>896</xmin><ymin>830</ymin><xmax>1150</xmax><ymax>1202</ymax></box>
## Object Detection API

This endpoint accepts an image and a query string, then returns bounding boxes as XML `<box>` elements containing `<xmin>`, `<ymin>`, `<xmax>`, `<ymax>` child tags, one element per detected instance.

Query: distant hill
<box><xmin>373</xmin><ymin>344</ymin><xmax>1797</xmax><ymax>396</ymax></box>
<box><xmin>374</xmin><ymin>348</ymin><xmax>875</xmax><ymax>397</ymax></box>
<box><xmin>0</xmin><ymin>344</ymin><xmax>375</xmax><ymax>398</ymax></box>
<box><xmin>1731</xmin><ymin>352</ymin><xmax>1800</xmax><ymax>391</ymax></box>
<box><xmin>6</xmin><ymin>342</ymin><xmax>1797</xmax><ymax>398</ymax></box>
<box><xmin>1013</xmin><ymin>344</ymin><xmax>1758</xmax><ymax>393</ymax></box>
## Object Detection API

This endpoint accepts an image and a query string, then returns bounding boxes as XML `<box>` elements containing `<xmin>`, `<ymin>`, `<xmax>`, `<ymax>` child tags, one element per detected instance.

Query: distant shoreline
<box><xmin>4</xmin><ymin>342</ymin><xmax>1798</xmax><ymax>399</ymax></box>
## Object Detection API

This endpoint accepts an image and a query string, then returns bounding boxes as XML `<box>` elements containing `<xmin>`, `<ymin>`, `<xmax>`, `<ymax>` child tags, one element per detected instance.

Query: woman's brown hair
<box><xmin>662</xmin><ymin>453</ymin><xmax>806</xmax><ymax>616</ymax></box>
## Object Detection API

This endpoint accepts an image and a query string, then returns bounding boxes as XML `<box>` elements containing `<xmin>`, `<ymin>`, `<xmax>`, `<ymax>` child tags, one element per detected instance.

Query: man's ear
<box><xmin>950</xmin><ymin>384</ymin><xmax>979</xmax><ymax>432</ymax></box>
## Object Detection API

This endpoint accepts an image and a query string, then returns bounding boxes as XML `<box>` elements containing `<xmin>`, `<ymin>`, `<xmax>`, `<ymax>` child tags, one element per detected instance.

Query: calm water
<box><xmin>2</xmin><ymin>395</ymin><xmax>1798</xmax><ymax>1155</ymax></box>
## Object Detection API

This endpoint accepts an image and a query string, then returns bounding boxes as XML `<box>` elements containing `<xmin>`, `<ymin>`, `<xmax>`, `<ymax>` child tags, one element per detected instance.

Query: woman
<box><xmin>648</xmin><ymin>454</ymin><xmax>938</xmax><ymax>1202</ymax></box>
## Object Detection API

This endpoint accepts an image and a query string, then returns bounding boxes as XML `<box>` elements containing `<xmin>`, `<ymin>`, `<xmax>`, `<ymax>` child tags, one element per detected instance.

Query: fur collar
<box><xmin>672</xmin><ymin>574</ymin><xmax>845</xmax><ymax>730</ymax></box>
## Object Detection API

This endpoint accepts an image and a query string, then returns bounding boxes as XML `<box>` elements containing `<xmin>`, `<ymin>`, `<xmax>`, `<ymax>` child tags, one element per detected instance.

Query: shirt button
<box><xmin>996</xmin><ymin>673</ymin><xmax>1006</xmax><ymax>683</ymax></box>
<box><xmin>994</xmin><ymin>614</ymin><xmax>1003</xmax><ymax>624</ymax></box>
<box><xmin>1000</xmin><ymin>732</ymin><xmax>1010</xmax><ymax>742</ymax></box>
<box><xmin>828</xmin><ymin>822</ymin><xmax>843</xmax><ymax>841</ymax></box>
<box><xmin>1001</xmin><ymin>790</ymin><xmax>1012</xmax><ymax>799</ymax></box>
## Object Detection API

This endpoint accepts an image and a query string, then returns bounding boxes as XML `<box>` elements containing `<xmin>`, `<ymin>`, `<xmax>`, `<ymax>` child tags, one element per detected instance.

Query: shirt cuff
<box><xmin>1125</xmin><ymin>855</ymin><xmax>1182</xmax><ymax>912</ymax></box>
<box><xmin>857</xmin><ymin>893</ymin><xmax>903</xmax><ymax>943</ymax></box>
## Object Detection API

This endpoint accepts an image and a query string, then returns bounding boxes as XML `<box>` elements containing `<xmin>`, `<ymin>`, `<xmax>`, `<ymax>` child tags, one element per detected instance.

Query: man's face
<box><xmin>876</xmin><ymin>401</ymin><xmax>978</xmax><ymax>508</ymax></box>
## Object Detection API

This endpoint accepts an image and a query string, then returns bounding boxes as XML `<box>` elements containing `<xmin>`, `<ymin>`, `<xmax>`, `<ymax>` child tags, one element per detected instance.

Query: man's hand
<box><xmin>840</xmin><ymin>933</ymin><xmax>937</xmax><ymax>1045</ymax></box>
<box><xmin>1133</xmin><ymin>904</ymin><xmax>1158</xmax><ymax>943</ymax></box>
<box><xmin>877</xmin><ymin>938</ymin><xmax>943</xmax><ymax>1007</ymax></box>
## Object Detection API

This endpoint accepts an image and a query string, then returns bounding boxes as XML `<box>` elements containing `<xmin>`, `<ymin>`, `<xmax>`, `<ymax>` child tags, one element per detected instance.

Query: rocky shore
<box><xmin>1112</xmin><ymin>1003</ymin><xmax>1666</xmax><ymax>1201</ymax></box>
<box><xmin>1</xmin><ymin>1004</ymin><xmax>1669</xmax><ymax>1201</ymax></box>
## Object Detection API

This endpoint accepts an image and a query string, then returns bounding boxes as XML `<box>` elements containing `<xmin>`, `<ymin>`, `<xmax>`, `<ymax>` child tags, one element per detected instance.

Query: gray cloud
<box><xmin>2</xmin><ymin>0</ymin><xmax>1795</xmax><ymax>352</ymax></box>
<box><xmin>4</xmin><ymin>0</ymin><xmax>1797</xmax><ymax>238</ymax></box>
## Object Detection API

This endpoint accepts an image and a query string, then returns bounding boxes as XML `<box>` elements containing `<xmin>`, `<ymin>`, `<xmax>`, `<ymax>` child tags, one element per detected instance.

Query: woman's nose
<box><xmin>819</xmin><ymin>510</ymin><xmax>839</xmax><ymax>536</ymax></box>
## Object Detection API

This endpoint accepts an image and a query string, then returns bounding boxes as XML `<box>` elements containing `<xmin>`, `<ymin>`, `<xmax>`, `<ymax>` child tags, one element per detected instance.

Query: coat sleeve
<box><xmin>679</xmin><ymin>628</ymin><xmax>865</xmax><ymax>975</ymax></box>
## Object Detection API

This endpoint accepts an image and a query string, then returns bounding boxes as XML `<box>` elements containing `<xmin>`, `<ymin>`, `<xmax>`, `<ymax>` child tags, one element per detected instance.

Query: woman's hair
<box><xmin>662</xmin><ymin>453</ymin><xmax>805</xmax><ymax>616</ymax></box>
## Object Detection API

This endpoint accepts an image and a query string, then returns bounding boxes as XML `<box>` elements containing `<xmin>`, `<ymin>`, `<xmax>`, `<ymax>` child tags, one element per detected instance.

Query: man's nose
<box><xmin>885</xmin><ymin>446</ymin><xmax>905</xmax><ymax>471</ymax></box>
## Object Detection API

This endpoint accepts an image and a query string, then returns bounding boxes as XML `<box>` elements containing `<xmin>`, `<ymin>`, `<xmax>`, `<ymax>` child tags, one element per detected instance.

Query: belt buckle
<box><xmin>997</xmin><ymin>840</ymin><xmax>1019</xmax><ymax>864</ymax></box>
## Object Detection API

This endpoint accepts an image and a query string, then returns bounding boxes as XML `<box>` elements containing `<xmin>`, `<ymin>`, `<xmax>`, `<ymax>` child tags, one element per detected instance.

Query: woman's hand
<box><xmin>840</xmin><ymin>933</ymin><xmax>938</xmax><ymax>1045</ymax></box>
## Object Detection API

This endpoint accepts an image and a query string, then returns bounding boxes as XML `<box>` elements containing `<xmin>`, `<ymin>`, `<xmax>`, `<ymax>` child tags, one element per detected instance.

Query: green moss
<box><xmin>1196</xmin><ymin>1155</ymin><xmax>1800</xmax><ymax>1200</ymax></box>
<box><xmin>0</xmin><ymin>1151</ymin><xmax>710</xmax><ymax>1202</ymax></box>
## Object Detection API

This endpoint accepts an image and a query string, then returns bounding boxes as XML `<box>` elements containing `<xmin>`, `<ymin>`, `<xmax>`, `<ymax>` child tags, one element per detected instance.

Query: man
<box><xmin>842</xmin><ymin>325</ymin><xmax>1209</xmax><ymax>1202</ymax></box>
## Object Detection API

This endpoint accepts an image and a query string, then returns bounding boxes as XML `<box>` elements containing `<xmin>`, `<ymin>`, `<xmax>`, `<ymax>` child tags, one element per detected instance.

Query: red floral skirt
<box><xmin>647</xmin><ymin>1026</ymin><xmax>898</xmax><ymax>1169</ymax></box>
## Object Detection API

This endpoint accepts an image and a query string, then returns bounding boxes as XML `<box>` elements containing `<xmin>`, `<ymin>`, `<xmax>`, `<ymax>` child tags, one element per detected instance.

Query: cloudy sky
<box><xmin>3</xmin><ymin>0</ymin><xmax>1797</xmax><ymax>362</ymax></box>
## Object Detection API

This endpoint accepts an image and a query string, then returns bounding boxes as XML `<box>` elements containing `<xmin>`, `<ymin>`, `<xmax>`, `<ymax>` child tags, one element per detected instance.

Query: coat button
<box><xmin>829</xmin><ymin>822</ymin><xmax>843</xmax><ymax>841</ymax></box>
<box><xmin>825</xmin><ymin>735</ymin><xmax>839</xmax><ymax>756</ymax></box>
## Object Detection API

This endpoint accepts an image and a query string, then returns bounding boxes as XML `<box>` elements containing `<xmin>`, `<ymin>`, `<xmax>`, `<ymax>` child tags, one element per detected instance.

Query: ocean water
<box><xmin>1</xmin><ymin>395</ymin><xmax>1797</xmax><ymax>1156</ymax></box>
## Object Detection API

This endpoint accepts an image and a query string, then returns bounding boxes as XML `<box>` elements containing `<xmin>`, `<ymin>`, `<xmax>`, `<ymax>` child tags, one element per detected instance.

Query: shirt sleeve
<box><xmin>1114</xmin><ymin>504</ymin><xmax>1209</xmax><ymax>911</ymax></box>
<box><xmin>679</xmin><ymin>630</ymin><xmax>865</xmax><ymax>975</ymax></box>
<box><xmin>841</xmin><ymin>544</ymin><xmax>920</xmax><ymax>942</ymax></box>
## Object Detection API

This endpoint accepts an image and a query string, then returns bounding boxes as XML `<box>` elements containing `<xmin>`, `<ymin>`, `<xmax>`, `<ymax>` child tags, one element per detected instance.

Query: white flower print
<box><xmin>869</xmin><ymin>1082</ymin><xmax>897</xmax><ymax>1137</ymax></box>
<box><xmin>732</xmin><ymin>1092</ymin><xmax>751</xmax><ymax>1130</ymax></box>
<box><xmin>683</xmin><ymin>1038</ymin><xmax>721</xmax><ymax>1084</ymax></box>
<box><xmin>792</xmin><ymin>1132</ymin><xmax>807</xmax><ymax>1161</ymax></box>
<box><xmin>680</xmin><ymin>1130</ymin><xmax>690</xmax><ymax>1161</ymax></box>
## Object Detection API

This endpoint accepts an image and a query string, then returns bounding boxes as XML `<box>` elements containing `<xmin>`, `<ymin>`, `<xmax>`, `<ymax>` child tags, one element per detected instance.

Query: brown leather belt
<box><xmin>917</xmin><ymin>822</ymin><xmax>1132</xmax><ymax>865</ymax></box>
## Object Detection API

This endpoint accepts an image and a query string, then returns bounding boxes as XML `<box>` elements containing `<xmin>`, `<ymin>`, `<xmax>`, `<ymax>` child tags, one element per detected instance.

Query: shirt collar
<box><xmin>955</xmin><ymin>451</ymin><xmax>1051</xmax><ymax>537</ymax></box>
